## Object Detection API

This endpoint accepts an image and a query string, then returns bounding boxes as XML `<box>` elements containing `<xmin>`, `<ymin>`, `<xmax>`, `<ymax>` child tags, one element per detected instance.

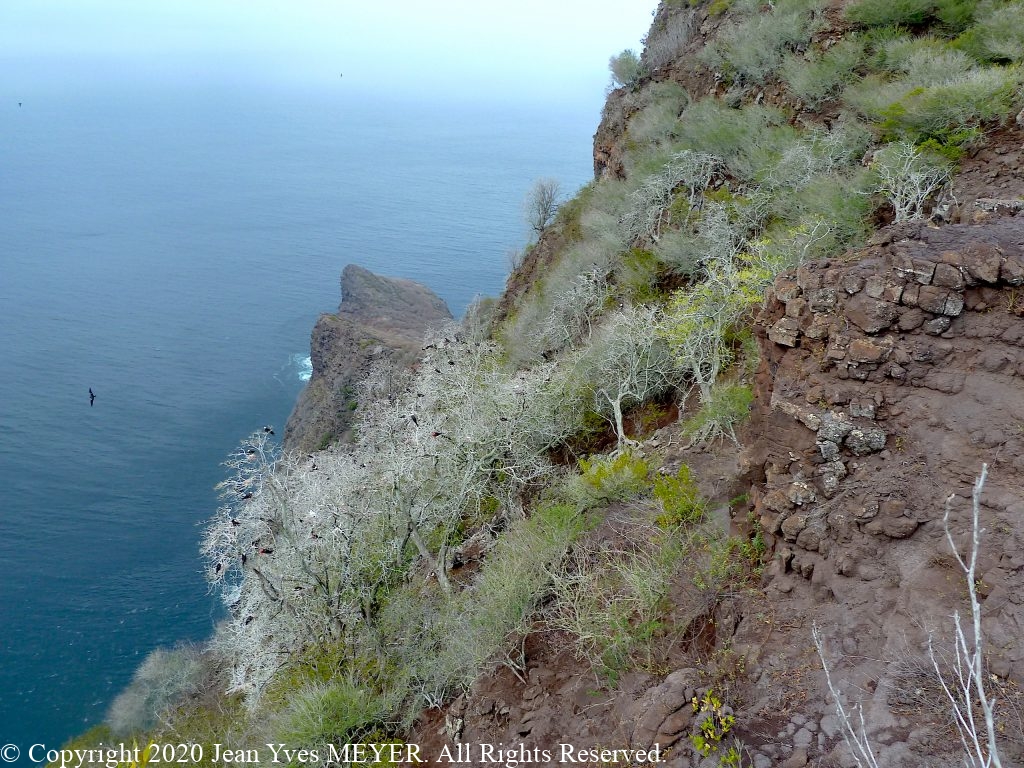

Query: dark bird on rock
<box><xmin>259</xmin><ymin>548</ymin><xmax>274</xmax><ymax>555</ymax></box>
<box><xmin>409</xmin><ymin>414</ymin><xmax>418</xmax><ymax>426</ymax></box>
<box><xmin>215</xmin><ymin>563</ymin><xmax>223</xmax><ymax>573</ymax></box>
<box><xmin>231</xmin><ymin>518</ymin><xmax>241</xmax><ymax>526</ymax></box>
<box><xmin>244</xmin><ymin>615</ymin><xmax>254</xmax><ymax>625</ymax></box>
<box><xmin>263</xmin><ymin>425</ymin><xmax>275</xmax><ymax>435</ymax></box>
<box><xmin>241</xmin><ymin>492</ymin><xmax>253</xmax><ymax>500</ymax></box>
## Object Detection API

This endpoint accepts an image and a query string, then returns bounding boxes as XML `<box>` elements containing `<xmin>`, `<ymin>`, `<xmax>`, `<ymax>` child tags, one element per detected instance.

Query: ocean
<box><xmin>0</xmin><ymin>81</ymin><xmax>598</xmax><ymax>751</ymax></box>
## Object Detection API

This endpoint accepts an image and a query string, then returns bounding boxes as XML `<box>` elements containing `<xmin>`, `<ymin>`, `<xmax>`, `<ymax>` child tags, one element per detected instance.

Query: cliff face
<box><xmin>742</xmin><ymin>217</ymin><xmax>1024</xmax><ymax>766</ymax></box>
<box><xmin>284</xmin><ymin>264</ymin><xmax>452</xmax><ymax>454</ymax></box>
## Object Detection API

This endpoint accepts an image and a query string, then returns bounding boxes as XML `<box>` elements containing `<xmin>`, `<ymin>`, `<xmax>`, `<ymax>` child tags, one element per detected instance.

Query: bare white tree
<box><xmin>929</xmin><ymin>464</ymin><xmax>1004</xmax><ymax>768</ymax></box>
<box><xmin>540</xmin><ymin>267</ymin><xmax>610</xmax><ymax>349</ymax></box>
<box><xmin>871</xmin><ymin>141</ymin><xmax>952</xmax><ymax>222</ymax></box>
<box><xmin>620</xmin><ymin>151</ymin><xmax>720</xmax><ymax>244</ymax></box>
<box><xmin>525</xmin><ymin>178</ymin><xmax>562</xmax><ymax>237</ymax></box>
<box><xmin>573</xmin><ymin>305</ymin><xmax>681</xmax><ymax>450</ymax></box>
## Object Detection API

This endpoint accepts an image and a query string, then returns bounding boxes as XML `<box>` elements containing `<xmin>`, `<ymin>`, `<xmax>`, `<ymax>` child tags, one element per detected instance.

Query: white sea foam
<box><xmin>293</xmin><ymin>354</ymin><xmax>313</xmax><ymax>382</ymax></box>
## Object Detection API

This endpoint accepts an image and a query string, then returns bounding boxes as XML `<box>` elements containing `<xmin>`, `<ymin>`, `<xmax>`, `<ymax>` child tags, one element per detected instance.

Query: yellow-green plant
<box><xmin>653</xmin><ymin>464</ymin><xmax>707</xmax><ymax>527</ymax></box>
<box><xmin>691</xmin><ymin>689</ymin><xmax>737</xmax><ymax>757</ymax></box>
<box><xmin>577</xmin><ymin>450</ymin><xmax>651</xmax><ymax>502</ymax></box>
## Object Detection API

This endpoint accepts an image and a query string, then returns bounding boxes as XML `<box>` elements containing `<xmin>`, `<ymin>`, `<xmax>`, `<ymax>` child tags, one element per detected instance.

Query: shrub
<box><xmin>653</xmin><ymin>464</ymin><xmax>707</xmax><ymax>528</ymax></box>
<box><xmin>847</xmin><ymin>0</ymin><xmax>979</xmax><ymax>30</ymax></box>
<box><xmin>626</xmin><ymin>82</ymin><xmax>691</xmax><ymax>146</ymax></box>
<box><xmin>548</xmin><ymin>524</ymin><xmax>682</xmax><ymax>684</ymax></box>
<box><xmin>870</xmin><ymin>140</ymin><xmax>953</xmax><ymax>221</ymax></box>
<box><xmin>700</xmin><ymin>0</ymin><xmax>823</xmax><ymax>84</ymax></box>
<box><xmin>878</xmin><ymin>36</ymin><xmax>975</xmax><ymax>83</ymax></box>
<box><xmin>846</xmin><ymin>59</ymin><xmax>1021</xmax><ymax>141</ymax></box>
<box><xmin>846</xmin><ymin>0</ymin><xmax>939</xmax><ymax>27</ymax></box>
<box><xmin>781</xmin><ymin>38</ymin><xmax>866</xmax><ymax>106</ymax></box>
<box><xmin>682</xmin><ymin>383</ymin><xmax>754</xmax><ymax>445</ymax></box>
<box><xmin>673</xmin><ymin>101</ymin><xmax>800</xmax><ymax>181</ymax></box>
<box><xmin>107</xmin><ymin>646</ymin><xmax>205</xmax><ymax>736</ymax></box>
<box><xmin>609</xmin><ymin>49</ymin><xmax>645</xmax><ymax>89</ymax></box>
<box><xmin>380</xmin><ymin>501</ymin><xmax>584</xmax><ymax>713</ymax></box>
<box><xmin>274</xmin><ymin>679</ymin><xmax>390</xmax><ymax>747</ymax></box>
<box><xmin>956</xmin><ymin>1</ymin><xmax>1024</xmax><ymax>63</ymax></box>
<box><xmin>577</xmin><ymin>450</ymin><xmax>651</xmax><ymax>504</ymax></box>
<box><xmin>643</xmin><ymin>9</ymin><xmax>697</xmax><ymax>71</ymax></box>
<box><xmin>906</xmin><ymin>67</ymin><xmax>1020</xmax><ymax>135</ymax></box>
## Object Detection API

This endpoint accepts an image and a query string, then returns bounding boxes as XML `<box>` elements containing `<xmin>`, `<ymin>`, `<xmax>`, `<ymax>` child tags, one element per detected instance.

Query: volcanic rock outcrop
<box><xmin>284</xmin><ymin>264</ymin><xmax>452</xmax><ymax>454</ymax></box>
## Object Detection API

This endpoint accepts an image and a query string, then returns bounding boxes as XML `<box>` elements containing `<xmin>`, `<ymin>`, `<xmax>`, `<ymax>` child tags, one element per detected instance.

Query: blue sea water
<box><xmin>0</xmin><ymin>82</ymin><xmax>598</xmax><ymax>751</ymax></box>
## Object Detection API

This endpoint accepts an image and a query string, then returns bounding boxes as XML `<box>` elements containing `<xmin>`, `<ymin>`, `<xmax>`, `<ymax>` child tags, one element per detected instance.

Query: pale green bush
<box><xmin>643</xmin><ymin>9</ymin><xmax>697</xmax><ymax>71</ymax></box>
<box><xmin>700</xmin><ymin>0</ymin><xmax>823</xmax><ymax>84</ymax></box>
<box><xmin>609</xmin><ymin>49</ymin><xmax>645</xmax><ymax>89</ymax></box>
<box><xmin>627</xmin><ymin>82</ymin><xmax>691</xmax><ymax>146</ymax></box>
<box><xmin>107</xmin><ymin>645</ymin><xmax>205</xmax><ymax>736</ymax></box>
<box><xmin>781</xmin><ymin>38</ymin><xmax>866</xmax><ymax>105</ymax></box>
<box><xmin>886</xmin><ymin>67</ymin><xmax>1021</xmax><ymax>139</ymax></box>
<box><xmin>957</xmin><ymin>1</ymin><xmax>1024</xmax><ymax>63</ymax></box>
<box><xmin>846</xmin><ymin>0</ymin><xmax>937</xmax><ymax>27</ymax></box>
<box><xmin>548</xmin><ymin>523</ymin><xmax>683</xmax><ymax>682</ymax></box>
<box><xmin>274</xmin><ymin>679</ymin><xmax>390</xmax><ymax>747</ymax></box>
<box><xmin>673</xmin><ymin>101</ymin><xmax>800</xmax><ymax>181</ymax></box>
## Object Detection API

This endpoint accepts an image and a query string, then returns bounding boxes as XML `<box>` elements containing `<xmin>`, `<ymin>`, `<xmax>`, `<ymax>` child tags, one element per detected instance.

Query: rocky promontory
<box><xmin>284</xmin><ymin>264</ymin><xmax>452</xmax><ymax>454</ymax></box>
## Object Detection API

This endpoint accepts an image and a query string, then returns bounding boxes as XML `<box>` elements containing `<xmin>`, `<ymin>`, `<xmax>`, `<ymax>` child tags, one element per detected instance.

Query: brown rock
<box><xmin>846</xmin><ymin>294</ymin><xmax>898</xmax><ymax>333</ymax></box>
<box><xmin>769</xmin><ymin>317</ymin><xmax>802</xmax><ymax>347</ymax></box>
<box><xmin>848</xmin><ymin>339</ymin><xmax>885</xmax><ymax>363</ymax></box>
<box><xmin>897</xmin><ymin>308</ymin><xmax>926</xmax><ymax>331</ymax></box>
<box><xmin>933</xmin><ymin>262</ymin><xmax>965</xmax><ymax>290</ymax></box>
<box><xmin>963</xmin><ymin>242</ymin><xmax>1003</xmax><ymax>284</ymax></box>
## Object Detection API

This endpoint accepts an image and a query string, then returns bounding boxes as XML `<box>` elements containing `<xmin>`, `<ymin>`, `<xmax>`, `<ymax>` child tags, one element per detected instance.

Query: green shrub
<box><xmin>781</xmin><ymin>38</ymin><xmax>866</xmax><ymax>105</ymax></box>
<box><xmin>878</xmin><ymin>36</ymin><xmax>975</xmax><ymax>83</ymax></box>
<box><xmin>683</xmin><ymin>384</ymin><xmax>754</xmax><ymax>445</ymax></box>
<box><xmin>653</xmin><ymin>464</ymin><xmax>707</xmax><ymax>528</ymax></box>
<box><xmin>380</xmin><ymin>501</ymin><xmax>585</xmax><ymax>713</ymax></box>
<box><xmin>577</xmin><ymin>450</ymin><xmax>651</xmax><ymax>503</ymax></box>
<box><xmin>626</xmin><ymin>82</ymin><xmax>691</xmax><ymax>146</ymax></box>
<box><xmin>616</xmin><ymin>248</ymin><xmax>666</xmax><ymax>303</ymax></box>
<box><xmin>609</xmin><ymin>49</ymin><xmax>645</xmax><ymax>89</ymax></box>
<box><xmin>275</xmin><ymin>679</ymin><xmax>390</xmax><ymax>748</ymax></box>
<box><xmin>673</xmin><ymin>101</ymin><xmax>800</xmax><ymax>181</ymax></box>
<box><xmin>881</xmin><ymin>67</ymin><xmax>1021</xmax><ymax>140</ymax></box>
<box><xmin>956</xmin><ymin>1</ymin><xmax>1024</xmax><ymax>62</ymax></box>
<box><xmin>846</xmin><ymin>0</ymin><xmax>940</xmax><ymax>27</ymax></box>
<box><xmin>548</xmin><ymin>525</ymin><xmax>683</xmax><ymax>684</ymax></box>
<box><xmin>700</xmin><ymin>0</ymin><xmax>823</xmax><ymax>84</ymax></box>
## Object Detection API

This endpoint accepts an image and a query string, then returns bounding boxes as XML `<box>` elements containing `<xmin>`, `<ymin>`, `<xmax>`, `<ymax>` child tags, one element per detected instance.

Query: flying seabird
<box><xmin>88</xmin><ymin>388</ymin><xmax>95</xmax><ymax>406</ymax></box>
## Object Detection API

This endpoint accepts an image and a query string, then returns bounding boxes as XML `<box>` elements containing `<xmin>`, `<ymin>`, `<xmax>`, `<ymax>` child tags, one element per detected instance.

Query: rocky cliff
<box><xmin>284</xmin><ymin>264</ymin><xmax>452</xmax><ymax>454</ymax></box>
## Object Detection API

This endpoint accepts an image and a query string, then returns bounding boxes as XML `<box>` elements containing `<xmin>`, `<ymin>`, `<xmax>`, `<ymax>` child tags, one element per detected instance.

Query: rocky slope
<box><xmin>410</xmin><ymin>202</ymin><xmax>1024</xmax><ymax>768</ymax></box>
<box><xmin>284</xmin><ymin>264</ymin><xmax>452</xmax><ymax>454</ymax></box>
<box><xmin>408</xmin><ymin>9</ymin><xmax>1024</xmax><ymax>768</ymax></box>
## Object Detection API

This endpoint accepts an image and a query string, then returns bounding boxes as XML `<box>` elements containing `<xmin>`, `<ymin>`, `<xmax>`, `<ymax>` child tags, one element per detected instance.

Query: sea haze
<box><xmin>0</xmin><ymin>81</ymin><xmax>597</xmax><ymax>749</ymax></box>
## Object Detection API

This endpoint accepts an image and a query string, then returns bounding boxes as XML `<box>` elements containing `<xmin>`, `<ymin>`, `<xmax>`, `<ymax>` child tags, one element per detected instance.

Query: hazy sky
<box><xmin>1</xmin><ymin>1</ymin><xmax>658</xmax><ymax>104</ymax></box>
